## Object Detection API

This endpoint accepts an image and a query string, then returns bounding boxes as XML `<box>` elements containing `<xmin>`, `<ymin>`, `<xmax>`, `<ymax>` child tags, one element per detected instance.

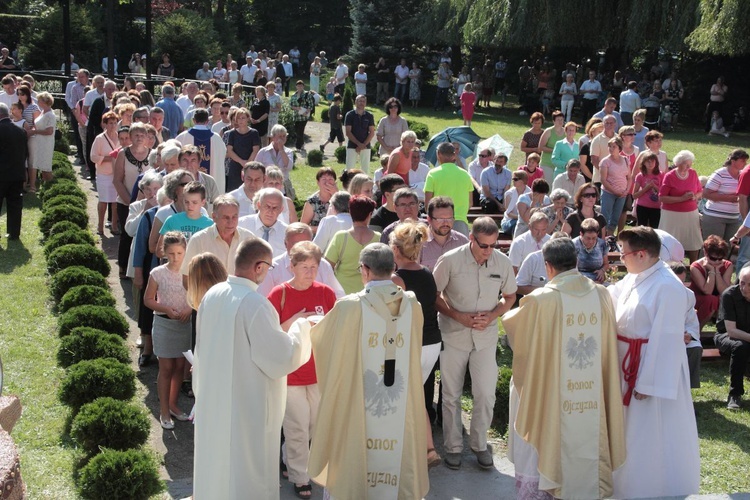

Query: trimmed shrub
<box><xmin>50</xmin><ymin>266</ymin><xmax>108</xmax><ymax>303</ymax></box>
<box><xmin>59</xmin><ymin>358</ymin><xmax>136</xmax><ymax>410</ymax></box>
<box><xmin>77</xmin><ymin>449</ymin><xmax>164</xmax><ymax>500</ymax></box>
<box><xmin>57</xmin><ymin>327</ymin><xmax>129</xmax><ymax>367</ymax></box>
<box><xmin>306</xmin><ymin>149</ymin><xmax>323</xmax><ymax>167</ymax></box>
<box><xmin>59</xmin><ymin>305</ymin><xmax>129</xmax><ymax>338</ymax></box>
<box><xmin>58</xmin><ymin>285</ymin><xmax>116</xmax><ymax>314</ymax></box>
<box><xmin>53</xmin><ymin>151</ymin><xmax>72</xmax><ymax>165</ymax></box>
<box><xmin>48</xmin><ymin>220</ymin><xmax>87</xmax><ymax>239</ymax></box>
<box><xmin>43</xmin><ymin>194</ymin><xmax>88</xmax><ymax>212</ymax></box>
<box><xmin>40</xmin><ymin>179</ymin><xmax>84</xmax><ymax>203</ymax></box>
<box><xmin>371</xmin><ymin>143</ymin><xmax>379</xmax><ymax>158</ymax></box>
<box><xmin>47</xmin><ymin>244</ymin><xmax>110</xmax><ymax>277</ymax></box>
<box><xmin>407</xmin><ymin>120</ymin><xmax>430</xmax><ymax>141</ymax></box>
<box><xmin>342</xmin><ymin>85</ymin><xmax>354</xmax><ymax>116</ymax></box>
<box><xmin>39</xmin><ymin>204</ymin><xmax>88</xmax><ymax>237</ymax></box>
<box><xmin>46</xmin><ymin>167</ymin><xmax>77</xmax><ymax>184</ymax></box>
<box><xmin>334</xmin><ymin>145</ymin><xmax>347</xmax><ymax>164</ymax></box>
<box><xmin>71</xmin><ymin>398</ymin><xmax>150</xmax><ymax>454</ymax></box>
<box><xmin>320</xmin><ymin>107</ymin><xmax>330</xmax><ymax>122</ymax></box>
<box><xmin>44</xmin><ymin>230</ymin><xmax>95</xmax><ymax>259</ymax></box>
<box><xmin>492</xmin><ymin>365</ymin><xmax>513</xmax><ymax>435</ymax></box>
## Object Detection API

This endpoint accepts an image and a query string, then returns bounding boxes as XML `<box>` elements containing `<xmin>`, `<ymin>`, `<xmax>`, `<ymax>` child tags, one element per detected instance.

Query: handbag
<box><xmin>333</xmin><ymin>230</ymin><xmax>350</xmax><ymax>272</ymax></box>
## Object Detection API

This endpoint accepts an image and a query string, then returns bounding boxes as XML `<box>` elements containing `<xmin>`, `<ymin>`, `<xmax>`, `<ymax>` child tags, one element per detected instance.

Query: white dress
<box><xmin>28</xmin><ymin>110</ymin><xmax>56</xmax><ymax>172</ymax></box>
<box><xmin>608</xmin><ymin>260</ymin><xmax>700</xmax><ymax>498</ymax></box>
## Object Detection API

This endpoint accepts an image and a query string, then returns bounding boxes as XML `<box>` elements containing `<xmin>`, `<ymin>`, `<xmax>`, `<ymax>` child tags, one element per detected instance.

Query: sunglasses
<box><xmin>475</xmin><ymin>241</ymin><xmax>495</xmax><ymax>249</ymax></box>
<box><xmin>622</xmin><ymin>133</ymin><xmax>636</xmax><ymax>137</ymax></box>
<box><xmin>512</xmin><ymin>178</ymin><xmax>520</xmax><ymax>182</ymax></box>
<box><xmin>581</xmin><ymin>192</ymin><xmax>597</xmax><ymax>198</ymax></box>
<box><xmin>707</xmin><ymin>255</ymin><xmax>724</xmax><ymax>261</ymax></box>
<box><xmin>479</xmin><ymin>154</ymin><xmax>490</xmax><ymax>158</ymax></box>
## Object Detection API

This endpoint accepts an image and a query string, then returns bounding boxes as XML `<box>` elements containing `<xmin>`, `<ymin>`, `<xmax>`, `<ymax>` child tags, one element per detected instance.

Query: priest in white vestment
<box><xmin>609</xmin><ymin>226</ymin><xmax>700</xmax><ymax>498</ymax></box>
<box><xmin>307</xmin><ymin>243</ymin><xmax>429</xmax><ymax>499</ymax></box>
<box><xmin>503</xmin><ymin>238</ymin><xmax>626</xmax><ymax>499</ymax></box>
<box><xmin>193</xmin><ymin>238</ymin><xmax>311</xmax><ymax>500</ymax></box>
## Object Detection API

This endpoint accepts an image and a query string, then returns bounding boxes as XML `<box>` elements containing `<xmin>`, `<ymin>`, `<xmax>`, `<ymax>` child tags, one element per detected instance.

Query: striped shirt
<box><xmin>704</xmin><ymin>167</ymin><xmax>739</xmax><ymax>219</ymax></box>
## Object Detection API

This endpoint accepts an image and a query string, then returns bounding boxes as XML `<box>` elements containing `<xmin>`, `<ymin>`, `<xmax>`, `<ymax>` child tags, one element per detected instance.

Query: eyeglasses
<box><xmin>478</xmin><ymin>154</ymin><xmax>490</xmax><ymax>158</ymax></box>
<box><xmin>357</xmin><ymin>263</ymin><xmax>369</xmax><ymax>272</ymax></box>
<box><xmin>258</xmin><ymin>261</ymin><xmax>275</xmax><ymax>269</ymax></box>
<box><xmin>581</xmin><ymin>192</ymin><xmax>597</xmax><ymax>198</ymax></box>
<box><xmin>511</xmin><ymin>178</ymin><xmax>520</xmax><ymax>182</ymax></box>
<box><xmin>396</xmin><ymin>202</ymin><xmax>418</xmax><ymax>208</ymax></box>
<box><xmin>474</xmin><ymin>241</ymin><xmax>495</xmax><ymax>249</ymax></box>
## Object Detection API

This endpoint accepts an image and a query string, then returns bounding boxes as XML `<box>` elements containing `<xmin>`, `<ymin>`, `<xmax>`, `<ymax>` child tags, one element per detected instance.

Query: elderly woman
<box><xmin>386</xmin><ymin>130</ymin><xmax>417</xmax><ymax>184</ymax></box>
<box><xmin>690</xmin><ymin>235</ymin><xmax>733</xmax><ymax>329</ymax></box>
<box><xmin>578</xmin><ymin>118</ymin><xmax>603</xmax><ymax>181</ymax></box>
<box><xmin>573</xmin><ymin>218</ymin><xmax>609</xmax><ymax>284</ymax></box>
<box><xmin>389</xmin><ymin>220</ymin><xmax>443</xmax><ymax>469</ymax></box>
<box><xmin>520</xmin><ymin>112</ymin><xmax>544</xmax><ymax>159</ymax></box>
<box><xmin>550</xmin><ymin>121</ymin><xmax>579</xmax><ymax>179</ymax></box>
<box><xmin>632</xmin><ymin>152</ymin><xmax>664</xmax><ymax>228</ymax></box>
<box><xmin>26</xmin><ymin>91</ymin><xmax>56</xmax><ymax>192</ymax></box>
<box><xmin>599</xmin><ymin>136</ymin><xmax>631</xmax><ymax>235</ymax></box>
<box><xmin>268</xmin><ymin>241</ymin><xmax>337</xmax><ymax>499</ymax></box>
<box><xmin>266</xmin><ymin>81</ymin><xmax>283</xmax><ymax>135</ymax></box>
<box><xmin>376</xmin><ymin>97</ymin><xmax>409</xmax><ymax>155</ymax></box>
<box><xmin>301</xmin><ymin>167</ymin><xmax>338</xmax><ymax>232</ymax></box>
<box><xmin>90</xmin><ymin>111</ymin><xmax>121</xmax><ymax>234</ymax></box>
<box><xmin>324</xmin><ymin>195</ymin><xmax>380</xmax><ymax>294</ymax></box>
<box><xmin>701</xmin><ymin>149</ymin><xmax>748</xmax><ymax>243</ymax></box>
<box><xmin>659</xmin><ymin>150</ymin><xmax>703</xmax><ymax>262</ymax></box>
<box><xmin>514</xmin><ymin>178</ymin><xmax>550</xmax><ymax>238</ymax></box>
<box><xmin>563</xmin><ymin>183</ymin><xmax>608</xmax><ymax>238</ymax></box>
<box><xmin>541</xmin><ymin>189</ymin><xmax>573</xmax><ymax>233</ymax></box>
<box><xmin>500</xmin><ymin>171</ymin><xmax>530</xmax><ymax>235</ymax></box>
<box><xmin>538</xmin><ymin>110</ymin><xmax>566</xmax><ymax>183</ymax></box>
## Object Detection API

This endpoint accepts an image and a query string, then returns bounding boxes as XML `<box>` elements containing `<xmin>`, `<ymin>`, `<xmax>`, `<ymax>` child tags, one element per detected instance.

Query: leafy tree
<box><xmin>687</xmin><ymin>0</ymin><xmax>750</xmax><ymax>56</ymax></box>
<box><xmin>349</xmin><ymin>0</ymin><xmax>423</xmax><ymax>63</ymax></box>
<box><xmin>152</xmin><ymin>9</ymin><xmax>221</xmax><ymax>78</ymax></box>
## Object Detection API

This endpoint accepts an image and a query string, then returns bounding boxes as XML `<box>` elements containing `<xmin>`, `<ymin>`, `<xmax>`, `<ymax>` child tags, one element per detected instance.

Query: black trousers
<box><xmin>294</xmin><ymin>120</ymin><xmax>307</xmax><ymax>149</ymax></box>
<box><xmin>0</xmin><ymin>181</ymin><xmax>23</xmax><ymax>238</ymax></box>
<box><xmin>66</xmin><ymin>106</ymin><xmax>84</xmax><ymax>161</ymax></box>
<box><xmin>117</xmin><ymin>203</ymin><xmax>132</xmax><ymax>271</ymax></box>
<box><xmin>581</xmin><ymin>98</ymin><xmax>598</xmax><ymax>123</ymax></box>
<box><xmin>715</xmin><ymin>333</ymin><xmax>750</xmax><ymax>397</ymax></box>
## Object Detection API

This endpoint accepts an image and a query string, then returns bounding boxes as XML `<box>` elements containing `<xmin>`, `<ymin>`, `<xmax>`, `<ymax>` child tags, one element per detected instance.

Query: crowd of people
<box><xmin>3</xmin><ymin>45</ymin><xmax>750</xmax><ymax>499</ymax></box>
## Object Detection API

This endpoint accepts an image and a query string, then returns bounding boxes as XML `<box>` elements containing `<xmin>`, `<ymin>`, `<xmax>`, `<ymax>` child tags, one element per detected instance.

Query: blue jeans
<box><xmin>600</xmin><ymin>190</ymin><xmax>626</xmax><ymax>233</ymax></box>
<box><xmin>394</xmin><ymin>82</ymin><xmax>407</xmax><ymax>102</ymax></box>
<box><xmin>737</xmin><ymin>237</ymin><xmax>750</xmax><ymax>276</ymax></box>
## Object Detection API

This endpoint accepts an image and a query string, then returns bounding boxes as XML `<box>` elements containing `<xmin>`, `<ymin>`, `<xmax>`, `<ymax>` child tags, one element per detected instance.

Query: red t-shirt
<box><xmin>267</xmin><ymin>281</ymin><xmax>337</xmax><ymax>386</ymax></box>
<box><xmin>736</xmin><ymin>165</ymin><xmax>750</xmax><ymax>196</ymax></box>
<box><xmin>518</xmin><ymin>164</ymin><xmax>545</xmax><ymax>185</ymax></box>
<box><xmin>659</xmin><ymin>168</ymin><xmax>701</xmax><ymax>212</ymax></box>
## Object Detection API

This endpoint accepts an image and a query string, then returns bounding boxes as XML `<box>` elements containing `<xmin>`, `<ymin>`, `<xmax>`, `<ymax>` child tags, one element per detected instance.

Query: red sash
<box><xmin>617</xmin><ymin>334</ymin><xmax>649</xmax><ymax>406</ymax></box>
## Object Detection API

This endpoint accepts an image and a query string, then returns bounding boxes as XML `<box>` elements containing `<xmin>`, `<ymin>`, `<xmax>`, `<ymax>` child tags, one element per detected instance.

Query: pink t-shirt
<box><xmin>600</xmin><ymin>155</ymin><xmax>630</xmax><ymax>195</ymax></box>
<box><xmin>633</xmin><ymin>172</ymin><xmax>664</xmax><ymax>209</ymax></box>
<box><xmin>518</xmin><ymin>164</ymin><xmax>545</xmax><ymax>185</ymax></box>
<box><xmin>150</xmin><ymin>264</ymin><xmax>189</xmax><ymax>311</ymax></box>
<box><xmin>659</xmin><ymin>168</ymin><xmax>701</xmax><ymax>212</ymax></box>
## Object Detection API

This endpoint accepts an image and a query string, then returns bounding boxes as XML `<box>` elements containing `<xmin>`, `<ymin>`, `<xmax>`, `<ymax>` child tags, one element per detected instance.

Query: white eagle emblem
<box><xmin>363</xmin><ymin>369</ymin><xmax>404</xmax><ymax>417</ymax></box>
<box><xmin>566</xmin><ymin>333</ymin><xmax>597</xmax><ymax>369</ymax></box>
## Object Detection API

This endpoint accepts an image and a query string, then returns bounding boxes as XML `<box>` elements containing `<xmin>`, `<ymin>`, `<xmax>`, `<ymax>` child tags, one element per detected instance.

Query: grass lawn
<box><xmin>0</xmin><ymin>196</ymin><xmax>78</xmax><ymax>499</ymax></box>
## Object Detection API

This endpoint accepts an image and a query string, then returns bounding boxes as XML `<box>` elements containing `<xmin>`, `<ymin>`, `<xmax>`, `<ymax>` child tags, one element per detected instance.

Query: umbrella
<box><xmin>475</xmin><ymin>134</ymin><xmax>514</xmax><ymax>163</ymax></box>
<box><xmin>423</xmin><ymin>126</ymin><xmax>481</xmax><ymax>166</ymax></box>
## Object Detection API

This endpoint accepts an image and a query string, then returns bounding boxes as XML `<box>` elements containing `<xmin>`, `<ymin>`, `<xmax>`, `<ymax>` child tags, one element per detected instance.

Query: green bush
<box><xmin>59</xmin><ymin>305</ymin><xmax>129</xmax><ymax>338</ymax></box>
<box><xmin>50</xmin><ymin>266</ymin><xmax>108</xmax><ymax>303</ymax></box>
<box><xmin>492</xmin><ymin>365</ymin><xmax>513</xmax><ymax>435</ymax></box>
<box><xmin>48</xmin><ymin>220</ymin><xmax>87</xmax><ymax>239</ymax></box>
<box><xmin>43</xmin><ymin>194</ymin><xmax>88</xmax><ymax>212</ymax></box>
<box><xmin>58</xmin><ymin>285</ymin><xmax>116</xmax><ymax>314</ymax></box>
<box><xmin>44</xmin><ymin>230</ymin><xmax>95</xmax><ymax>259</ymax></box>
<box><xmin>71</xmin><ymin>398</ymin><xmax>149</xmax><ymax>454</ymax></box>
<box><xmin>334</xmin><ymin>145</ymin><xmax>347</xmax><ymax>164</ymax></box>
<box><xmin>54</xmin><ymin>118</ymin><xmax>71</xmax><ymax>155</ymax></box>
<box><xmin>57</xmin><ymin>327</ymin><xmax>129</xmax><ymax>367</ymax></box>
<box><xmin>306</xmin><ymin>149</ymin><xmax>323</xmax><ymax>167</ymax></box>
<box><xmin>47</xmin><ymin>244</ymin><xmax>110</xmax><ymax>277</ymax></box>
<box><xmin>342</xmin><ymin>85</ymin><xmax>354</xmax><ymax>116</ymax></box>
<box><xmin>53</xmin><ymin>151</ymin><xmax>72</xmax><ymax>166</ymax></box>
<box><xmin>77</xmin><ymin>449</ymin><xmax>164</xmax><ymax>500</ymax></box>
<box><xmin>320</xmin><ymin>107</ymin><xmax>330</xmax><ymax>122</ymax></box>
<box><xmin>278</xmin><ymin>102</ymin><xmax>298</xmax><ymax>145</ymax></box>
<box><xmin>47</xmin><ymin>167</ymin><xmax>77</xmax><ymax>184</ymax></box>
<box><xmin>40</xmin><ymin>180</ymin><xmax>85</xmax><ymax>203</ymax></box>
<box><xmin>59</xmin><ymin>358</ymin><xmax>136</xmax><ymax>410</ymax></box>
<box><xmin>407</xmin><ymin>120</ymin><xmax>430</xmax><ymax>141</ymax></box>
<box><xmin>153</xmin><ymin>9</ymin><xmax>220</xmax><ymax>80</ymax></box>
<box><xmin>39</xmin><ymin>205</ymin><xmax>88</xmax><ymax>238</ymax></box>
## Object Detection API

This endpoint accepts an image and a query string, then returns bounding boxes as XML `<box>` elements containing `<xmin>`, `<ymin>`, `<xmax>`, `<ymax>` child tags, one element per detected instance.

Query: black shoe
<box><xmin>728</xmin><ymin>395</ymin><xmax>741</xmax><ymax>410</ymax></box>
<box><xmin>138</xmin><ymin>354</ymin><xmax>152</xmax><ymax>367</ymax></box>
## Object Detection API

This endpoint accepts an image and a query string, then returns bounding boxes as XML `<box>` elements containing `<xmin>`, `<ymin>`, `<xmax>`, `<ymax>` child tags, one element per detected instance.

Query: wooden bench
<box><xmin>702</xmin><ymin>348</ymin><xmax>723</xmax><ymax>361</ymax></box>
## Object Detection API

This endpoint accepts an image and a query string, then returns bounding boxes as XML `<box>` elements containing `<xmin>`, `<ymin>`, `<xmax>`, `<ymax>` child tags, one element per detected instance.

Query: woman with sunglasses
<box><xmin>689</xmin><ymin>235</ymin><xmax>732</xmax><ymax>330</ymax></box>
<box><xmin>563</xmin><ymin>183</ymin><xmax>608</xmax><ymax>238</ymax></box>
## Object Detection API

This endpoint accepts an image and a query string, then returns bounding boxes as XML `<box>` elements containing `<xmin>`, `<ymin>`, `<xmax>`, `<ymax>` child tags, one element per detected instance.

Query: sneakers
<box><xmin>444</xmin><ymin>453</ymin><xmax>461</xmax><ymax>470</ymax></box>
<box><xmin>728</xmin><ymin>395</ymin><xmax>741</xmax><ymax>410</ymax></box>
<box><xmin>473</xmin><ymin>445</ymin><xmax>494</xmax><ymax>469</ymax></box>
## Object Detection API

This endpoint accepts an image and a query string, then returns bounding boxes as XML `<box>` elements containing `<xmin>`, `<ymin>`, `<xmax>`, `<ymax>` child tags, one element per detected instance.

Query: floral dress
<box><xmin>409</xmin><ymin>69</ymin><xmax>421</xmax><ymax>100</ymax></box>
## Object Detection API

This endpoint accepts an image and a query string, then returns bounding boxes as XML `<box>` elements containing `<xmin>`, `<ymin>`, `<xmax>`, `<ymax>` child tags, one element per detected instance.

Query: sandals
<box><xmin>427</xmin><ymin>448</ymin><xmax>442</xmax><ymax>469</ymax></box>
<box><xmin>293</xmin><ymin>483</ymin><xmax>312</xmax><ymax>498</ymax></box>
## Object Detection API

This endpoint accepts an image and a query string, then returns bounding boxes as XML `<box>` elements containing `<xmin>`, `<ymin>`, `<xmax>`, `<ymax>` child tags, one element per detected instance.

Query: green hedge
<box><xmin>59</xmin><ymin>358</ymin><xmax>136</xmax><ymax>410</ymax></box>
<box><xmin>77</xmin><ymin>449</ymin><xmax>164</xmax><ymax>500</ymax></box>
<box><xmin>44</xmin><ymin>230</ymin><xmax>95</xmax><ymax>259</ymax></box>
<box><xmin>59</xmin><ymin>305</ymin><xmax>128</xmax><ymax>338</ymax></box>
<box><xmin>492</xmin><ymin>365</ymin><xmax>512</xmax><ymax>435</ymax></box>
<box><xmin>334</xmin><ymin>145</ymin><xmax>347</xmax><ymax>164</ymax></box>
<box><xmin>47</xmin><ymin>244</ymin><xmax>110</xmax><ymax>277</ymax></box>
<box><xmin>50</xmin><ymin>266</ymin><xmax>108</xmax><ymax>303</ymax></box>
<box><xmin>47</xmin><ymin>220</ymin><xmax>87</xmax><ymax>239</ymax></box>
<box><xmin>39</xmin><ymin>205</ymin><xmax>88</xmax><ymax>238</ymax></box>
<box><xmin>46</xmin><ymin>167</ymin><xmax>78</xmax><ymax>184</ymax></box>
<box><xmin>71</xmin><ymin>398</ymin><xmax>150</xmax><ymax>455</ymax></box>
<box><xmin>306</xmin><ymin>149</ymin><xmax>323</xmax><ymax>167</ymax></box>
<box><xmin>58</xmin><ymin>285</ymin><xmax>116</xmax><ymax>314</ymax></box>
<box><xmin>43</xmin><ymin>194</ymin><xmax>88</xmax><ymax>212</ymax></box>
<box><xmin>40</xmin><ymin>179</ymin><xmax>84</xmax><ymax>203</ymax></box>
<box><xmin>407</xmin><ymin>120</ymin><xmax>430</xmax><ymax>141</ymax></box>
<box><xmin>57</xmin><ymin>327</ymin><xmax>129</xmax><ymax>367</ymax></box>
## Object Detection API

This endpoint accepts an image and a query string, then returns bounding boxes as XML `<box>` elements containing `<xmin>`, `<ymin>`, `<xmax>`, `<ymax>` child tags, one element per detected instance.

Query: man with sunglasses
<box><xmin>608</xmin><ymin>226</ymin><xmax>700</xmax><ymax>498</ymax></box>
<box><xmin>433</xmin><ymin>216</ymin><xmax>517</xmax><ymax>470</ymax></box>
<box><xmin>467</xmin><ymin>147</ymin><xmax>494</xmax><ymax>206</ymax></box>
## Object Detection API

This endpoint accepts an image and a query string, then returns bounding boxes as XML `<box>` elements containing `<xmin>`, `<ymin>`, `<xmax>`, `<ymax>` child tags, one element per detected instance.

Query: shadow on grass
<box><xmin>694</xmin><ymin>398</ymin><xmax>750</xmax><ymax>455</ymax></box>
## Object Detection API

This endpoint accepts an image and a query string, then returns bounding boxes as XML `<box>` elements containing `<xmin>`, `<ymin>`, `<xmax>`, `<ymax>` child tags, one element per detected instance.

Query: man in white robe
<box><xmin>609</xmin><ymin>226</ymin><xmax>700</xmax><ymax>498</ymax></box>
<box><xmin>176</xmin><ymin>108</ymin><xmax>227</xmax><ymax>196</ymax></box>
<box><xmin>193</xmin><ymin>238</ymin><xmax>311</xmax><ymax>500</ymax></box>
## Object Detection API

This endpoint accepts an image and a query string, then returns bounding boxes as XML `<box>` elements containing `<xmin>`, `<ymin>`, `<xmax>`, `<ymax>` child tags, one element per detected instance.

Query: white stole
<box><xmin>546</xmin><ymin>288</ymin><xmax>603</xmax><ymax>498</ymax></box>
<box><xmin>359</xmin><ymin>288</ymin><xmax>412</xmax><ymax>498</ymax></box>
